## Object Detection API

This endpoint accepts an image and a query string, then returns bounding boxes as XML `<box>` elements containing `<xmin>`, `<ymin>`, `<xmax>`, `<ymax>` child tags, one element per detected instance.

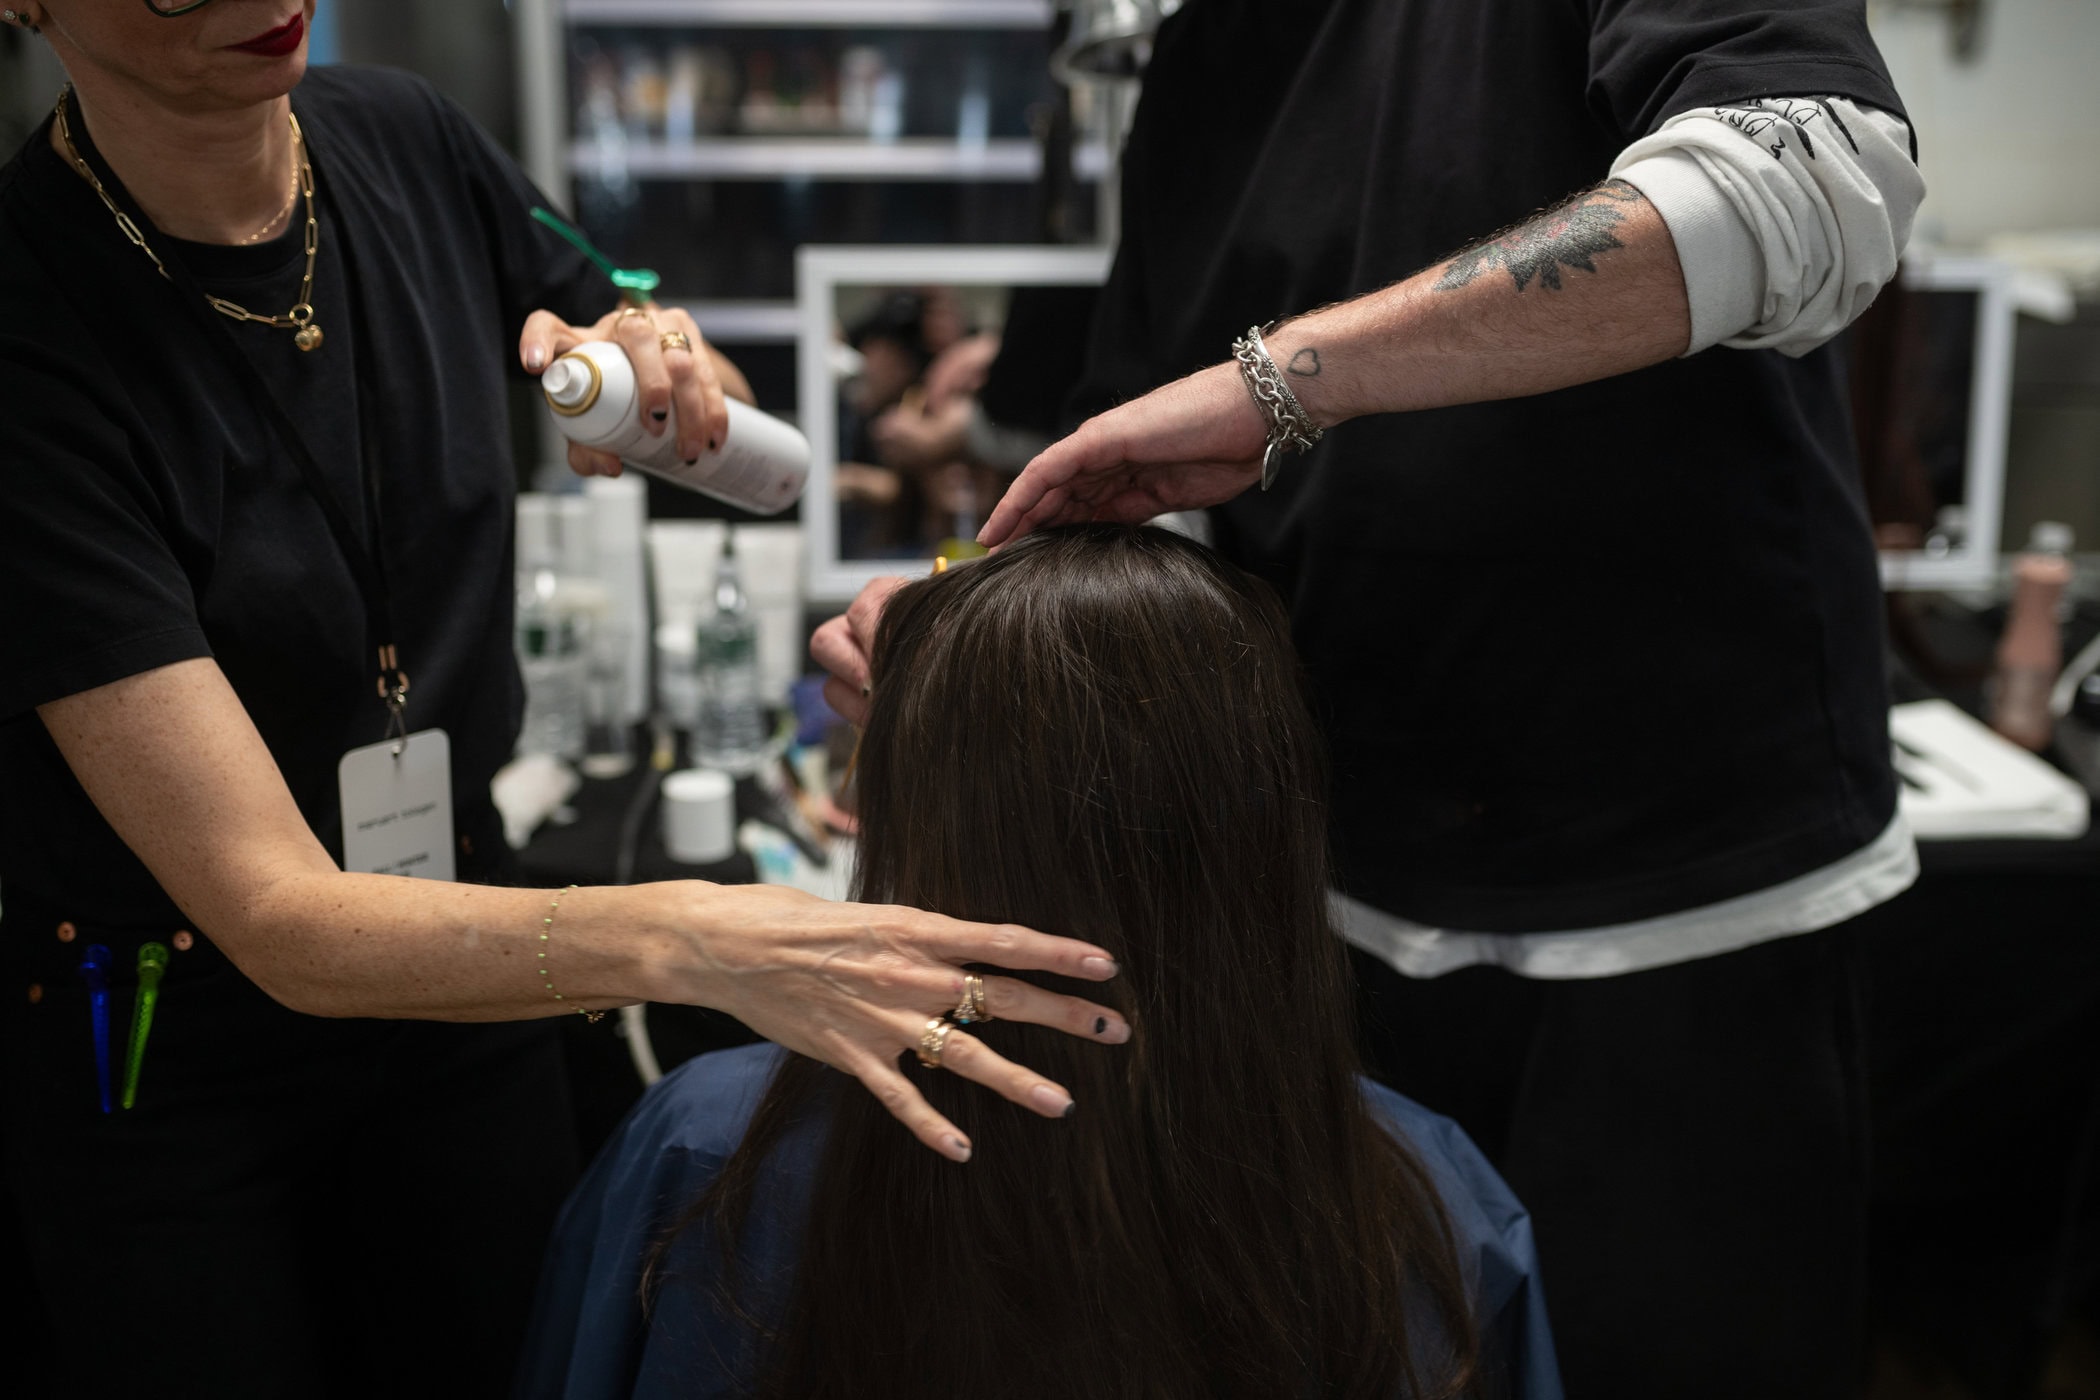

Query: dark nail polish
<box><xmin>650</xmin><ymin>408</ymin><xmax>668</xmax><ymax>422</ymax></box>
<box><xmin>1093</xmin><ymin>1016</ymin><xmax>1107</xmax><ymax>1035</ymax></box>
<box><xmin>1062</xmin><ymin>1101</ymin><xmax>1076</xmax><ymax>1119</ymax></box>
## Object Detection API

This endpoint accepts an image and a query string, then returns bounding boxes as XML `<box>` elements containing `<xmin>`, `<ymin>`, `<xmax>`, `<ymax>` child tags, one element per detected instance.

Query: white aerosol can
<box><xmin>542</xmin><ymin>339</ymin><xmax>809</xmax><ymax>515</ymax></box>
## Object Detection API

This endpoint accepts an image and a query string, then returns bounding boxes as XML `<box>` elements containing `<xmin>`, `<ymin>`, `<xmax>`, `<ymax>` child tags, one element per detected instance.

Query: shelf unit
<box><xmin>563</xmin><ymin>0</ymin><xmax>1055</xmax><ymax>28</ymax></box>
<box><xmin>517</xmin><ymin>0</ymin><xmax>1111</xmax><ymax>447</ymax></box>
<box><xmin>674</xmin><ymin>299</ymin><xmax>803</xmax><ymax>344</ymax></box>
<box><xmin>571</xmin><ymin>136</ymin><xmax>1112</xmax><ymax>182</ymax></box>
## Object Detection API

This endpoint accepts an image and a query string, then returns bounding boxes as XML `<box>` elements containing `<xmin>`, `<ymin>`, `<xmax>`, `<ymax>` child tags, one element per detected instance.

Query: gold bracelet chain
<box><xmin>538</xmin><ymin>885</ymin><xmax>607</xmax><ymax>1023</ymax></box>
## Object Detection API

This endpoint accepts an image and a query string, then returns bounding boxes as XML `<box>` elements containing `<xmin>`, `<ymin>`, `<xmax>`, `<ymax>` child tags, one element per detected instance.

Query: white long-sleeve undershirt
<box><xmin>1612</xmin><ymin>96</ymin><xmax>1924</xmax><ymax>358</ymax></box>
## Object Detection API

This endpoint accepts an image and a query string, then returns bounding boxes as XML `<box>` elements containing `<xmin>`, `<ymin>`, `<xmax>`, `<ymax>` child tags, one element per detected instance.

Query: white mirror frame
<box><xmin>798</xmin><ymin>244</ymin><xmax>2005</xmax><ymax>597</ymax></box>
<box><xmin>1877</xmin><ymin>253</ymin><xmax>2017</xmax><ymax>592</ymax></box>
<box><xmin>798</xmin><ymin>244</ymin><xmax>1116</xmax><ymax>603</ymax></box>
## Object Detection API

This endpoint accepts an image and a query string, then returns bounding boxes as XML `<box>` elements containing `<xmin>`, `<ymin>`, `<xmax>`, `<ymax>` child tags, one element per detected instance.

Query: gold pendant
<box><xmin>295</xmin><ymin>323</ymin><xmax>324</xmax><ymax>352</ymax></box>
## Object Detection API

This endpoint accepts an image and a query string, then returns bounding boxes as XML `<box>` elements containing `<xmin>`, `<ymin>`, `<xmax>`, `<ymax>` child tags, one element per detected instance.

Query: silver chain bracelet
<box><xmin>1231</xmin><ymin>324</ymin><xmax>1324</xmax><ymax>491</ymax></box>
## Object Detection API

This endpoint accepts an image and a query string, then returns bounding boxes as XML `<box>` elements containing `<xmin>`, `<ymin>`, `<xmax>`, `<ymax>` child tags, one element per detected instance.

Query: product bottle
<box><xmin>1988</xmin><ymin>522</ymin><xmax>2076</xmax><ymax>752</ymax></box>
<box><xmin>692</xmin><ymin>531</ymin><xmax>770</xmax><ymax>775</ymax></box>
<box><xmin>542</xmin><ymin>340</ymin><xmax>810</xmax><ymax>515</ymax></box>
<box><xmin>515</xmin><ymin>496</ymin><xmax>610</xmax><ymax>762</ymax></box>
<box><xmin>956</xmin><ymin>59</ymin><xmax>990</xmax><ymax>148</ymax></box>
<box><xmin>516</xmin><ymin>567</ymin><xmax>591</xmax><ymax>761</ymax></box>
<box><xmin>664</xmin><ymin>47</ymin><xmax>701</xmax><ymax>146</ymax></box>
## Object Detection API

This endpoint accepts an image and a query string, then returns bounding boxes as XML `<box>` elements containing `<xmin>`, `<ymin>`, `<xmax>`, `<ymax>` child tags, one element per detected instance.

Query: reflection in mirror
<box><xmin>835</xmin><ymin>282</ymin><xmax>1004</xmax><ymax>561</ymax></box>
<box><xmin>833</xmin><ymin>281</ymin><xmax>1101</xmax><ymax>561</ymax></box>
<box><xmin>799</xmin><ymin>247</ymin><xmax>1113</xmax><ymax>601</ymax></box>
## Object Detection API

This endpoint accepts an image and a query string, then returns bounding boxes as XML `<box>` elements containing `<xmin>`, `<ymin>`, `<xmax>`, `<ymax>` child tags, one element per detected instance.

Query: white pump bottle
<box><xmin>542</xmin><ymin>340</ymin><xmax>810</xmax><ymax>515</ymax></box>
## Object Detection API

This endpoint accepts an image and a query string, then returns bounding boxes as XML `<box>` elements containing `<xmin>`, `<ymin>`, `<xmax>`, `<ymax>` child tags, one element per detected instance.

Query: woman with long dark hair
<box><xmin>521</xmin><ymin>525</ymin><xmax>1558</xmax><ymax>1400</ymax></box>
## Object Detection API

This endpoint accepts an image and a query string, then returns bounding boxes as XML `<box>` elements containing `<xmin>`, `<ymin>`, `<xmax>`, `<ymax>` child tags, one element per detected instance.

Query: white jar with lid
<box><xmin>542</xmin><ymin>339</ymin><xmax>809</xmax><ymax>515</ymax></box>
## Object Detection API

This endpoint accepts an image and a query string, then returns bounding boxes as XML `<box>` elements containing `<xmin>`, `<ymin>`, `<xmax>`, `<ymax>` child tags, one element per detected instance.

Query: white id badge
<box><xmin>338</xmin><ymin>728</ymin><xmax>457</xmax><ymax>881</ymax></box>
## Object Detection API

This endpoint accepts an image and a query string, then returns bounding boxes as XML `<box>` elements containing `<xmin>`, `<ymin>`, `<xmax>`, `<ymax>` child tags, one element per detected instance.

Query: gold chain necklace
<box><xmin>52</xmin><ymin>88</ymin><xmax>325</xmax><ymax>352</ymax></box>
<box><xmin>236</xmin><ymin>160</ymin><xmax>301</xmax><ymax>247</ymax></box>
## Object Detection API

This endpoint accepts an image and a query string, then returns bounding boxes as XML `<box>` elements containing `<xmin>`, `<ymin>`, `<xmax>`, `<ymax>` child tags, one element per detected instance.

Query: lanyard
<box><xmin>57</xmin><ymin>92</ymin><xmax>411</xmax><ymax>735</ymax></box>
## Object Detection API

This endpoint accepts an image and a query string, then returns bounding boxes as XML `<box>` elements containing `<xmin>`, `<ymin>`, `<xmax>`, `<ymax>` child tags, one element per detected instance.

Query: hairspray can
<box><xmin>543</xmin><ymin>340</ymin><xmax>809</xmax><ymax>515</ymax></box>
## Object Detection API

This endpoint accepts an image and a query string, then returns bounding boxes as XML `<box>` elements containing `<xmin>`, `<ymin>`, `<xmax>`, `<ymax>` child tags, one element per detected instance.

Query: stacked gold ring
<box><xmin>915</xmin><ymin>1016</ymin><xmax>955</xmax><ymax>1068</ymax></box>
<box><xmin>951</xmin><ymin>973</ymin><xmax>991</xmax><ymax>1025</ymax></box>
<box><xmin>658</xmin><ymin>330</ymin><xmax>693</xmax><ymax>354</ymax></box>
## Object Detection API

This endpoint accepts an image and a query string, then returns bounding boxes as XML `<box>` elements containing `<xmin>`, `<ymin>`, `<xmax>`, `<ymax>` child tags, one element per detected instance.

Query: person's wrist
<box><xmin>616</xmin><ymin>879</ymin><xmax>728</xmax><ymax>1008</ymax></box>
<box><xmin>1257</xmin><ymin>321</ymin><xmax>1346</xmax><ymax>429</ymax></box>
<box><xmin>653</xmin><ymin>878</ymin><xmax>816</xmax><ymax>1021</ymax></box>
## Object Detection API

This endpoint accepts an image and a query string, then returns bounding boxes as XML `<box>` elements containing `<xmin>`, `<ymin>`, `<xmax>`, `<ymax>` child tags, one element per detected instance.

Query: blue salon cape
<box><xmin>516</xmin><ymin>1045</ymin><xmax>1563</xmax><ymax>1399</ymax></box>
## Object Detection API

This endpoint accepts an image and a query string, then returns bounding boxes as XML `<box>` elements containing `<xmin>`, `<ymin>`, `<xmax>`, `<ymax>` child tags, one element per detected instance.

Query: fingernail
<box><xmin>1093</xmin><ymin>1016</ymin><xmax>1107</xmax><ymax>1035</ymax></box>
<box><xmin>946</xmin><ymin>1135</ymin><xmax>972</xmax><ymax>1163</ymax></box>
<box><xmin>1098</xmin><ymin>1019</ymin><xmax>1131</xmax><ymax>1045</ymax></box>
<box><xmin>1029</xmin><ymin>1085</ymin><xmax>1074</xmax><ymax>1117</ymax></box>
<box><xmin>525</xmin><ymin>346</ymin><xmax>545</xmax><ymax>371</ymax></box>
<box><xmin>1080</xmin><ymin>956</ymin><xmax>1119</xmax><ymax>978</ymax></box>
<box><xmin>679</xmin><ymin>440</ymin><xmax>697</xmax><ymax>461</ymax></box>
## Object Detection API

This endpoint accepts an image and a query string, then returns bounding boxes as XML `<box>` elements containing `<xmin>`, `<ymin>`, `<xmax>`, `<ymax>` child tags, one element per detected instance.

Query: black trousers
<box><xmin>1352</xmin><ymin>924</ymin><xmax>1870</xmax><ymax>1400</ymax></box>
<box><xmin>1</xmin><ymin>919</ymin><xmax>579</xmax><ymax>1400</ymax></box>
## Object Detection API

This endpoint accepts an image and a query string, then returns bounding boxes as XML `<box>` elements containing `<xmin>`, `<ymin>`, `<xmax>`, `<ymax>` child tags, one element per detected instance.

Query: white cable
<box><xmin>2052</xmin><ymin>628</ymin><xmax>2100</xmax><ymax>719</ymax></box>
<box><xmin>621</xmin><ymin>1002</ymin><xmax>664</xmax><ymax>1085</ymax></box>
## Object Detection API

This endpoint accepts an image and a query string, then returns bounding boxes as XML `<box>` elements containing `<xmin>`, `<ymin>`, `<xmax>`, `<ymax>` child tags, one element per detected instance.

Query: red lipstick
<box><xmin>229</xmin><ymin>13</ymin><xmax>304</xmax><ymax>58</ymax></box>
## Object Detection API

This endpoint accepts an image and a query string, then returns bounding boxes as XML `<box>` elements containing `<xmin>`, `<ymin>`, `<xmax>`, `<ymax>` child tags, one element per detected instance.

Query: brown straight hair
<box><xmin>685</xmin><ymin>524</ymin><xmax>1476</xmax><ymax>1399</ymax></box>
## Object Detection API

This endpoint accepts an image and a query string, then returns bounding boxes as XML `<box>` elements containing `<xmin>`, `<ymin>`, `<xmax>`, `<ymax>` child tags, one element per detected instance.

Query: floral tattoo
<box><xmin>1435</xmin><ymin>181</ymin><xmax>1647</xmax><ymax>293</ymax></box>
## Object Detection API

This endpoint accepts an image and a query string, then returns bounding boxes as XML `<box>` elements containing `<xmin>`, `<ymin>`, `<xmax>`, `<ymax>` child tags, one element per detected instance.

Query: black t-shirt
<box><xmin>1078</xmin><ymin>0</ymin><xmax>1908</xmax><ymax>932</ymax></box>
<box><xmin>979</xmin><ymin>284</ymin><xmax>1101</xmax><ymax>440</ymax></box>
<box><xmin>0</xmin><ymin>66</ymin><xmax>611</xmax><ymax>929</ymax></box>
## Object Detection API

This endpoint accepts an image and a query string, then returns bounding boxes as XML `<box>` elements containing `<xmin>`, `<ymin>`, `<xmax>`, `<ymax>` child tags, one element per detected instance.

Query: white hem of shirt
<box><xmin>1333</xmin><ymin>809</ymin><xmax>1918</xmax><ymax>981</ymax></box>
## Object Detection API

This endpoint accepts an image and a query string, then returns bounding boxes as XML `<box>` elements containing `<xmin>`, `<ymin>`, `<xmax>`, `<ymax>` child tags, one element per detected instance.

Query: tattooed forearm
<box><xmin>1434</xmin><ymin>180</ymin><xmax>1647</xmax><ymax>293</ymax></box>
<box><xmin>1286</xmin><ymin>347</ymin><xmax>1321</xmax><ymax>377</ymax></box>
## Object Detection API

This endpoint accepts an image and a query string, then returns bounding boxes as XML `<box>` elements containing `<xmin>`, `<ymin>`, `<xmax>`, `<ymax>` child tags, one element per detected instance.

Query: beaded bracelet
<box><xmin>538</xmin><ymin>884</ymin><xmax>606</xmax><ymax>1023</ymax></box>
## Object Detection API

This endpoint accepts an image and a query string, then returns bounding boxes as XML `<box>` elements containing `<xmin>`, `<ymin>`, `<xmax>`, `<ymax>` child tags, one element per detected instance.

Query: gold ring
<box><xmin>658</xmin><ymin>330</ymin><xmax>693</xmax><ymax>354</ymax></box>
<box><xmin>951</xmin><ymin>973</ymin><xmax>991</xmax><ymax>1025</ymax></box>
<box><xmin>915</xmin><ymin>1016</ymin><xmax>955</xmax><ymax>1069</ymax></box>
<box><xmin>615</xmin><ymin>304</ymin><xmax>654</xmax><ymax>327</ymax></box>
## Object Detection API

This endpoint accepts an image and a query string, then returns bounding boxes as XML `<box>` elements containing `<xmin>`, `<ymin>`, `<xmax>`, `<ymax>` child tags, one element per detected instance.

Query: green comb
<box><xmin>532</xmin><ymin>206</ymin><xmax>661</xmax><ymax>302</ymax></box>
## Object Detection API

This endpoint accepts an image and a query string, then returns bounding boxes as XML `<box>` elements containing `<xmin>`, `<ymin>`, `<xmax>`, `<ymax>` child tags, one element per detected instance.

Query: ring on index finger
<box><xmin>951</xmin><ymin>974</ymin><xmax>991</xmax><ymax>1025</ymax></box>
<box><xmin>658</xmin><ymin>330</ymin><xmax>692</xmax><ymax>354</ymax></box>
<box><xmin>915</xmin><ymin>1017</ymin><xmax>956</xmax><ymax>1069</ymax></box>
<box><xmin>616</xmin><ymin>305</ymin><xmax>655</xmax><ymax>328</ymax></box>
